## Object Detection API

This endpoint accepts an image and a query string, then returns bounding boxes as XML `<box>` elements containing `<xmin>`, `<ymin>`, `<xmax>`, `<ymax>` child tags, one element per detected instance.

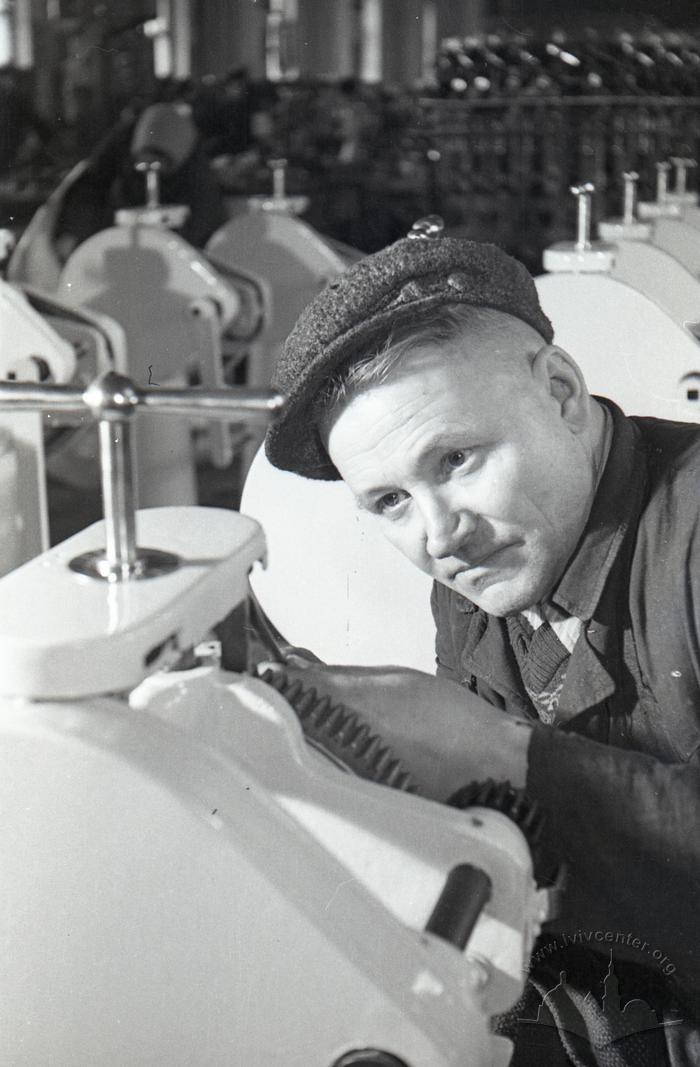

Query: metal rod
<box><xmin>570</xmin><ymin>183</ymin><xmax>594</xmax><ymax>252</ymax></box>
<box><xmin>622</xmin><ymin>171</ymin><xmax>638</xmax><ymax>225</ymax></box>
<box><xmin>656</xmin><ymin>161</ymin><xmax>671</xmax><ymax>203</ymax></box>
<box><xmin>270</xmin><ymin>158</ymin><xmax>286</xmax><ymax>199</ymax></box>
<box><xmin>145</xmin><ymin>165</ymin><xmax>161</xmax><ymax>209</ymax></box>
<box><xmin>139</xmin><ymin>387</ymin><xmax>285</xmax><ymax>419</ymax></box>
<box><xmin>0</xmin><ymin>381</ymin><xmax>85</xmax><ymax>412</ymax></box>
<box><xmin>98</xmin><ymin>418</ymin><xmax>138</xmax><ymax>580</ymax></box>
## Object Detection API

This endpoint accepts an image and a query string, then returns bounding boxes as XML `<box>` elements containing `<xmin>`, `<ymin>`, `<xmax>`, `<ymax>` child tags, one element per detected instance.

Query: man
<box><xmin>264</xmin><ymin>225</ymin><xmax>700</xmax><ymax>1062</ymax></box>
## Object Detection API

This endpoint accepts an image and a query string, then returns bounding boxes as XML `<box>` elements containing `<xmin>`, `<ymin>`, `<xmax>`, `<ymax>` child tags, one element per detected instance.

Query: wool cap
<box><xmin>265</xmin><ymin>219</ymin><xmax>554</xmax><ymax>480</ymax></box>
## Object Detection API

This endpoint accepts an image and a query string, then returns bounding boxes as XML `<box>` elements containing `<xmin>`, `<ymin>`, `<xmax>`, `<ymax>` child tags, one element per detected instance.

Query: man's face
<box><xmin>325</xmin><ymin>325</ymin><xmax>597</xmax><ymax>616</ymax></box>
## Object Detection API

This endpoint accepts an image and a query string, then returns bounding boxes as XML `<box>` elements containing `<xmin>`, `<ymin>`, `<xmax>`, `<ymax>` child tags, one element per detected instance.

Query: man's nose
<box><xmin>421</xmin><ymin>495</ymin><xmax>476</xmax><ymax>559</ymax></box>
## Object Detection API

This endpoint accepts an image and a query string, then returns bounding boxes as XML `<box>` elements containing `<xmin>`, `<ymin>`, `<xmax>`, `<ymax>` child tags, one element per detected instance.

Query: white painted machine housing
<box><xmin>0</xmin><ymin>505</ymin><xmax>547</xmax><ymax>1066</ymax></box>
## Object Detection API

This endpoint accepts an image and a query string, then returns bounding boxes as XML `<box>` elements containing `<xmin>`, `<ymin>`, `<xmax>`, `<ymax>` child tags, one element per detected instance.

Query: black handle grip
<box><xmin>425</xmin><ymin>863</ymin><xmax>492</xmax><ymax>950</ymax></box>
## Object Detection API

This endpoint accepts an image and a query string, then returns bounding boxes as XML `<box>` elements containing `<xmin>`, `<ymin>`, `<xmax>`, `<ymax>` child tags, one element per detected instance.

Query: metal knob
<box><xmin>407</xmin><ymin>215</ymin><xmax>445</xmax><ymax>240</ymax></box>
<box><xmin>569</xmin><ymin>183</ymin><xmax>595</xmax><ymax>252</ymax></box>
<box><xmin>0</xmin><ymin>371</ymin><xmax>284</xmax><ymax>583</ymax></box>
<box><xmin>655</xmin><ymin>161</ymin><xmax>672</xmax><ymax>203</ymax></box>
<box><xmin>622</xmin><ymin>171</ymin><xmax>639</xmax><ymax>226</ymax></box>
<box><xmin>670</xmin><ymin>156</ymin><xmax>697</xmax><ymax>196</ymax></box>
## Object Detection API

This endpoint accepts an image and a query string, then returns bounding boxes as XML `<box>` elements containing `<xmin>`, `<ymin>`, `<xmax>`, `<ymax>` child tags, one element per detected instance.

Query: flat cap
<box><xmin>266</xmin><ymin>220</ymin><xmax>553</xmax><ymax>479</ymax></box>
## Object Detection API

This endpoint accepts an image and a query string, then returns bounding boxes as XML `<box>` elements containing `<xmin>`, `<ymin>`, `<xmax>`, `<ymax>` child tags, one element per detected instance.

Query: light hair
<box><xmin>317</xmin><ymin>304</ymin><xmax>542</xmax><ymax>431</ymax></box>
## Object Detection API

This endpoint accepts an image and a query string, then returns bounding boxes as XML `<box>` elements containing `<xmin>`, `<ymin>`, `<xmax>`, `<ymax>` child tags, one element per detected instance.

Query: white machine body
<box><xmin>600</xmin><ymin>238</ymin><xmax>700</xmax><ymax>339</ymax></box>
<box><xmin>651</xmin><ymin>215</ymin><xmax>700</xmax><ymax>278</ymax></box>
<box><xmin>241</xmin><ymin>446</ymin><xmax>435</xmax><ymax>671</ymax></box>
<box><xmin>679</xmin><ymin>203</ymin><xmax>700</xmax><ymax>231</ymax></box>
<box><xmin>537</xmin><ymin>195</ymin><xmax>700</xmax><ymax>427</ymax></box>
<box><xmin>536</xmin><ymin>270</ymin><xmax>700</xmax><ymax>422</ymax></box>
<box><xmin>206</xmin><ymin>207</ymin><xmax>355</xmax><ymax>404</ymax></box>
<box><xmin>0</xmin><ymin>281</ymin><xmax>77</xmax><ymax>572</ymax></box>
<box><xmin>0</xmin><ymin>505</ymin><xmax>547</xmax><ymax>1066</ymax></box>
<box><xmin>57</xmin><ymin>224</ymin><xmax>243</xmax><ymax>505</ymax></box>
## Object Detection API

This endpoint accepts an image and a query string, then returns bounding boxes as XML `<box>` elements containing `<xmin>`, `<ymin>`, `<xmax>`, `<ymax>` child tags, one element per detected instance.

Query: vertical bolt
<box><xmin>570</xmin><ymin>183</ymin><xmax>595</xmax><ymax>251</ymax></box>
<box><xmin>622</xmin><ymin>171</ymin><xmax>639</xmax><ymax>225</ymax></box>
<box><xmin>98</xmin><ymin>417</ymin><xmax>138</xmax><ymax>580</ymax></box>
<box><xmin>656</xmin><ymin>161</ymin><xmax>672</xmax><ymax>203</ymax></box>
<box><xmin>83</xmin><ymin>372</ymin><xmax>140</xmax><ymax>582</ymax></box>
<box><xmin>269</xmin><ymin>158</ymin><xmax>287</xmax><ymax>199</ymax></box>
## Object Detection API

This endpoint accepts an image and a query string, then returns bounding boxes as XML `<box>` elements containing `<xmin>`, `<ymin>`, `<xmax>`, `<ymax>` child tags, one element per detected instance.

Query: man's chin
<box><xmin>446</xmin><ymin>571</ymin><xmax>542</xmax><ymax>617</ymax></box>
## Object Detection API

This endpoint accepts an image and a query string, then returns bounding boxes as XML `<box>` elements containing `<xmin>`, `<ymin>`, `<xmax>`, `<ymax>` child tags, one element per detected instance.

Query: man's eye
<box><xmin>376</xmin><ymin>491</ymin><xmax>406</xmax><ymax>513</ymax></box>
<box><xmin>445</xmin><ymin>449</ymin><xmax>468</xmax><ymax>470</ymax></box>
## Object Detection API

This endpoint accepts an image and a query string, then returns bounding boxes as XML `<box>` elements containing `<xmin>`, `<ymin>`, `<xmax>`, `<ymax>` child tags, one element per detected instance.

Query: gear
<box><xmin>258</xmin><ymin>667</ymin><xmax>419</xmax><ymax>794</ymax></box>
<box><xmin>446</xmin><ymin>777</ymin><xmax>557</xmax><ymax>888</ymax></box>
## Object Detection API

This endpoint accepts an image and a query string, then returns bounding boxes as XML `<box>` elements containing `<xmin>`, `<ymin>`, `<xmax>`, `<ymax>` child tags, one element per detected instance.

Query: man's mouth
<box><xmin>448</xmin><ymin>542</ymin><xmax>518</xmax><ymax>578</ymax></box>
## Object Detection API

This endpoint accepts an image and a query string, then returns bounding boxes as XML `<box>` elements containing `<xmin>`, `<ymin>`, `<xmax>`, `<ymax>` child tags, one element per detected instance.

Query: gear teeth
<box><xmin>285</xmin><ymin>678</ymin><xmax>304</xmax><ymax>703</ymax></box>
<box><xmin>294</xmin><ymin>688</ymin><xmax>318</xmax><ymax>718</ymax></box>
<box><xmin>347</xmin><ymin>723</ymin><xmax>372</xmax><ymax>753</ymax></box>
<box><xmin>381</xmin><ymin>759</ymin><xmax>404</xmax><ymax>787</ymax></box>
<box><xmin>310</xmin><ymin>695</ymin><xmax>333</xmax><ymax>727</ymax></box>
<box><xmin>257</xmin><ymin>666</ymin><xmax>420</xmax><ymax>794</ymax></box>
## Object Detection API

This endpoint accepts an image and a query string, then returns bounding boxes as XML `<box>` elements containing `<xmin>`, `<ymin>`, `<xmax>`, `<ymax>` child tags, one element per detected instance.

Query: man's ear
<box><xmin>530</xmin><ymin>344</ymin><xmax>589</xmax><ymax>430</ymax></box>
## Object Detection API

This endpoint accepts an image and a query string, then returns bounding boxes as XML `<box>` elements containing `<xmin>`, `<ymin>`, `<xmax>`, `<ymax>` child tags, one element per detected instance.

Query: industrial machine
<box><xmin>0</xmin><ymin>271</ymin><xmax>129</xmax><ymax>573</ymax></box>
<box><xmin>636</xmin><ymin>158</ymin><xmax>700</xmax><ymax>277</ymax></box>
<box><xmin>7</xmin><ymin>113</ymin><xmax>365</xmax><ymax>495</ymax></box>
<box><xmin>536</xmin><ymin>183</ymin><xmax>700</xmax><ymax>421</ymax></box>
<box><xmin>0</xmin><ymin>369</ymin><xmax>549</xmax><ymax>1066</ymax></box>
<box><xmin>206</xmin><ymin>158</ymin><xmax>360</xmax><ymax>388</ymax></box>
<box><xmin>53</xmin><ymin>121</ymin><xmax>261</xmax><ymax>507</ymax></box>
<box><xmin>597</xmin><ymin>170</ymin><xmax>700</xmax><ymax>338</ymax></box>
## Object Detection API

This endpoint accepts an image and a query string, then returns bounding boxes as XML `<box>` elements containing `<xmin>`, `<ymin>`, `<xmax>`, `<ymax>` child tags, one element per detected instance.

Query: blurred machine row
<box><xmin>5</xmin><ymin>28</ymin><xmax>700</xmax><ymax>268</ymax></box>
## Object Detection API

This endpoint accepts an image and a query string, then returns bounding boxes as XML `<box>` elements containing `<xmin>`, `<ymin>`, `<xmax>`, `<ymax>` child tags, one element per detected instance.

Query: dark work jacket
<box><xmin>431</xmin><ymin>401</ymin><xmax>700</xmax><ymax>1041</ymax></box>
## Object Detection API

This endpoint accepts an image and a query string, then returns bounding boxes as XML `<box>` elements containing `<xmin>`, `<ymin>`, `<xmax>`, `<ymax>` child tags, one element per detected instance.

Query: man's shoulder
<box><xmin>630</xmin><ymin>413</ymin><xmax>700</xmax><ymax>479</ymax></box>
<box><xmin>628</xmin><ymin>414</ymin><xmax>699</xmax><ymax>529</ymax></box>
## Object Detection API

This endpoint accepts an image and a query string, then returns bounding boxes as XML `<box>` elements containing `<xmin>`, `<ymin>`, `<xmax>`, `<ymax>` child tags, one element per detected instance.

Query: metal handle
<box><xmin>0</xmin><ymin>371</ymin><xmax>284</xmax><ymax>582</ymax></box>
<box><xmin>425</xmin><ymin>863</ymin><xmax>492</xmax><ymax>950</ymax></box>
<box><xmin>622</xmin><ymin>171</ymin><xmax>639</xmax><ymax>226</ymax></box>
<box><xmin>569</xmin><ymin>183</ymin><xmax>595</xmax><ymax>251</ymax></box>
